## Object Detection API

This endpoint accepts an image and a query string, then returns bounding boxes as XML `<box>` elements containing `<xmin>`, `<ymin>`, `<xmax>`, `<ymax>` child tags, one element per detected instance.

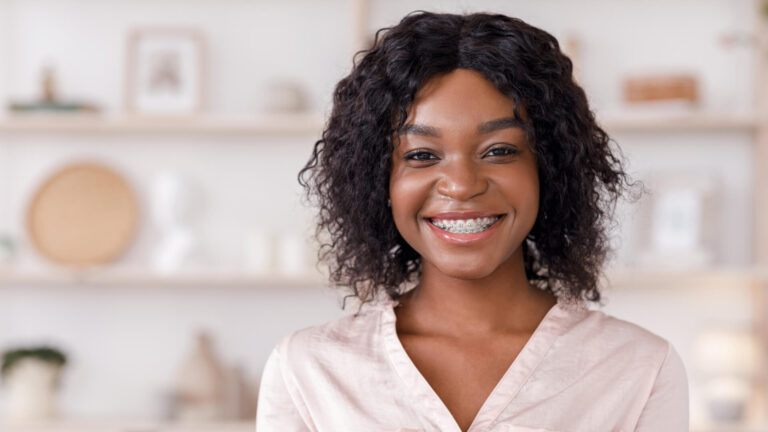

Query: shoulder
<box><xmin>532</xmin><ymin>305</ymin><xmax>688</xmax><ymax>408</ymax></box>
<box><xmin>579</xmin><ymin>310</ymin><xmax>689</xmax><ymax>385</ymax></box>
<box><xmin>572</xmin><ymin>307</ymin><xmax>672</xmax><ymax>358</ymax></box>
<box><xmin>272</xmin><ymin>304</ymin><xmax>386</xmax><ymax>368</ymax></box>
<box><xmin>552</xmin><ymin>305</ymin><xmax>685</xmax><ymax>382</ymax></box>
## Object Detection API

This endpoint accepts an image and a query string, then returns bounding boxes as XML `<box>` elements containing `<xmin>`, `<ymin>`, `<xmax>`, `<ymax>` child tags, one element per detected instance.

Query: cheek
<box><xmin>389</xmin><ymin>168</ymin><xmax>432</xmax><ymax>230</ymax></box>
<box><xmin>498</xmin><ymin>166</ymin><xmax>539</xmax><ymax>218</ymax></box>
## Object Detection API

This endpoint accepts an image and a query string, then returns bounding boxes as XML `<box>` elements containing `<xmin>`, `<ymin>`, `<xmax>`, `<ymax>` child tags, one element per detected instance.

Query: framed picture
<box><xmin>125</xmin><ymin>28</ymin><xmax>205</xmax><ymax>115</ymax></box>
<box><xmin>633</xmin><ymin>171</ymin><xmax>719</xmax><ymax>270</ymax></box>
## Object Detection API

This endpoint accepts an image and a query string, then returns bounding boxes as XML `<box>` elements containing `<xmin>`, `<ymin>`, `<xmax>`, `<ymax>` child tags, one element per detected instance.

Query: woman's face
<box><xmin>389</xmin><ymin>68</ymin><xmax>539</xmax><ymax>280</ymax></box>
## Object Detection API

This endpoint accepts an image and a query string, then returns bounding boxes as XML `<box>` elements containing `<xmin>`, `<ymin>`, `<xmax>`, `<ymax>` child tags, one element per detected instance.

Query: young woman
<box><xmin>256</xmin><ymin>11</ymin><xmax>688</xmax><ymax>432</ymax></box>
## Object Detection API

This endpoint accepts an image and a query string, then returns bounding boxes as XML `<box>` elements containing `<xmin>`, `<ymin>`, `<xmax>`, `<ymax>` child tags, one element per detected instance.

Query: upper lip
<box><xmin>424</xmin><ymin>211</ymin><xmax>505</xmax><ymax>220</ymax></box>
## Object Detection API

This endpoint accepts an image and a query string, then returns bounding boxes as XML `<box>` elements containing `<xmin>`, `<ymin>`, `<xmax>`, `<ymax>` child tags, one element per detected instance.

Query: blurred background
<box><xmin>0</xmin><ymin>0</ymin><xmax>765</xmax><ymax>431</ymax></box>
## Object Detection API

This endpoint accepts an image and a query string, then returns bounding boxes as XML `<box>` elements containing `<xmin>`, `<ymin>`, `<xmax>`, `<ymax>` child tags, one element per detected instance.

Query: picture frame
<box><xmin>633</xmin><ymin>170</ymin><xmax>720</xmax><ymax>270</ymax></box>
<box><xmin>125</xmin><ymin>28</ymin><xmax>205</xmax><ymax>115</ymax></box>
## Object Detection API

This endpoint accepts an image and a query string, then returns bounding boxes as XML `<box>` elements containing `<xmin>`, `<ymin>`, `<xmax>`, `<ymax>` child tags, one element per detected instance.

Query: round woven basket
<box><xmin>26</xmin><ymin>162</ymin><xmax>139</xmax><ymax>267</ymax></box>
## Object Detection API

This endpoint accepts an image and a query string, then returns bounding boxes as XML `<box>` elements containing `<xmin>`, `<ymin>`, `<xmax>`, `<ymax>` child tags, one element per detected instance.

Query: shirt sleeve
<box><xmin>634</xmin><ymin>342</ymin><xmax>689</xmax><ymax>432</ymax></box>
<box><xmin>255</xmin><ymin>342</ymin><xmax>313</xmax><ymax>432</ymax></box>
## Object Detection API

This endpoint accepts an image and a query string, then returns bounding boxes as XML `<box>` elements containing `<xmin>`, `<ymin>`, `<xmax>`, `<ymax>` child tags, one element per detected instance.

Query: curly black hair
<box><xmin>298</xmin><ymin>10</ymin><xmax>640</xmax><ymax>309</ymax></box>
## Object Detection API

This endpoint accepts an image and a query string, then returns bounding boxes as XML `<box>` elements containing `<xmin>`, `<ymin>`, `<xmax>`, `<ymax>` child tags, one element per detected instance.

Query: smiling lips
<box><xmin>429</xmin><ymin>215</ymin><xmax>500</xmax><ymax>234</ymax></box>
<box><xmin>424</xmin><ymin>212</ymin><xmax>506</xmax><ymax>244</ymax></box>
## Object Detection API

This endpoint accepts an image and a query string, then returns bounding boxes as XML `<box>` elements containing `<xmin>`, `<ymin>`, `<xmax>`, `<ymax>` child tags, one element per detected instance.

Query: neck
<box><xmin>397</xmin><ymin>248</ymin><xmax>557</xmax><ymax>338</ymax></box>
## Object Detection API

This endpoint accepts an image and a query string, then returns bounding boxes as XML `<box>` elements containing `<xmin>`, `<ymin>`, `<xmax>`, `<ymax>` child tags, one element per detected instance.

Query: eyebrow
<box><xmin>397</xmin><ymin>117</ymin><xmax>526</xmax><ymax>137</ymax></box>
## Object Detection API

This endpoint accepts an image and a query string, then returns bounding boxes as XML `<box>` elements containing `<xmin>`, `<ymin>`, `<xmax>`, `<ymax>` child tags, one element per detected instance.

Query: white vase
<box><xmin>149</xmin><ymin>171</ymin><xmax>205</xmax><ymax>272</ymax></box>
<box><xmin>4</xmin><ymin>358</ymin><xmax>61</xmax><ymax>423</ymax></box>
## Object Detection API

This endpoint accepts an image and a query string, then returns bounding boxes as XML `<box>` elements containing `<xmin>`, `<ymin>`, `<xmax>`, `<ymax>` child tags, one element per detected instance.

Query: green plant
<box><xmin>1</xmin><ymin>346</ymin><xmax>67</xmax><ymax>378</ymax></box>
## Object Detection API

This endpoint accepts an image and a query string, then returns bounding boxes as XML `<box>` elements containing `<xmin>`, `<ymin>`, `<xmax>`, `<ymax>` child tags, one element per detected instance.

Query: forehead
<box><xmin>405</xmin><ymin>69</ymin><xmax>523</xmax><ymax>126</ymax></box>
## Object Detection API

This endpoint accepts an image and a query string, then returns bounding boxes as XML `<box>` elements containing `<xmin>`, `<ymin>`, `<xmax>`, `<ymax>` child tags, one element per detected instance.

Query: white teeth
<box><xmin>429</xmin><ymin>216</ymin><xmax>500</xmax><ymax>234</ymax></box>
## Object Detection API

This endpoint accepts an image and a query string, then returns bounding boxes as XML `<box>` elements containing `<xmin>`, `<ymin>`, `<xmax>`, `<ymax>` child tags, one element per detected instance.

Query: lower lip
<box><xmin>425</xmin><ymin>215</ymin><xmax>505</xmax><ymax>245</ymax></box>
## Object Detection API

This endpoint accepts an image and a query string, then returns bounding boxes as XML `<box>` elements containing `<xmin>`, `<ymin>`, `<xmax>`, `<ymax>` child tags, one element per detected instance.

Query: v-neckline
<box><xmin>379</xmin><ymin>296</ymin><xmax>577</xmax><ymax>432</ymax></box>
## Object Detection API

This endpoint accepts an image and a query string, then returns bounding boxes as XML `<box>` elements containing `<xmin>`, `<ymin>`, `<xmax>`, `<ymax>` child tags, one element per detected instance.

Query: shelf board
<box><xmin>604</xmin><ymin>267</ymin><xmax>761</xmax><ymax>288</ymax></box>
<box><xmin>690</xmin><ymin>423</ymin><xmax>768</xmax><ymax>432</ymax></box>
<box><xmin>0</xmin><ymin>113</ymin><xmax>326</xmax><ymax>135</ymax></box>
<box><xmin>598</xmin><ymin>112</ymin><xmax>757</xmax><ymax>132</ymax></box>
<box><xmin>0</xmin><ymin>267</ymin><xmax>327</xmax><ymax>287</ymax></box>
<box><xmin>2</xmin><ymin>419</ymin><xmax>765</xmax><ymax>432</ymax></box>
<box><xmin>0</xmin><ymin>112</ymin><xmax>758</xmax><ymax>135</ymax></box>
<box><xmin>0</xmin><ymin>420</ymin><xmax>253</xmax><ymax>432</ymax></box>
<box><xmin>2</xmin><ymin>421</ymin><xmax>765</xmax><ymax>432</ymax></box>
<box><xmin>0</xmin><ymin>266</ymin><xmax>762</xmax><ymax>288</ymax></box>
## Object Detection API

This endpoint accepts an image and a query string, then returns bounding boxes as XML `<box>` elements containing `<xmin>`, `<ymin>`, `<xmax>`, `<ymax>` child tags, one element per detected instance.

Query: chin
<box><xmin>433</xmin><ymin>259</ymin><xmax>498</xmax><ymax>280</ymax></box>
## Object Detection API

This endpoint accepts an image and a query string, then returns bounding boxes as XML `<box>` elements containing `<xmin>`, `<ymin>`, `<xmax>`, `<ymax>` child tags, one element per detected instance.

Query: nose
<box><xmin>435</xmin><ymin>157</ymin><xmax>488</xmax><ymax>201</ymax></box>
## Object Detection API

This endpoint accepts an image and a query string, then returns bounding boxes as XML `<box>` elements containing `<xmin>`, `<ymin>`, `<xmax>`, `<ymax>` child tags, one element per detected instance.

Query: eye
<box><xmin>404</xmin><ymin>150</ymin><xmax>438</xmax><ymax>162</ymax></box>
<box><xmin>485</xmin><ymin>145</ymin><xmax>520</xmax><ymax>157</ymax></box>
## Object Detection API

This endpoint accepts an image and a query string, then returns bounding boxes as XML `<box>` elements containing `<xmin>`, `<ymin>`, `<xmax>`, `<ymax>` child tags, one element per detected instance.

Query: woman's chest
<box><xmin>398</xmin><ymin>333</ymin><xmax>531</xmax><ymax>432</ymax></box>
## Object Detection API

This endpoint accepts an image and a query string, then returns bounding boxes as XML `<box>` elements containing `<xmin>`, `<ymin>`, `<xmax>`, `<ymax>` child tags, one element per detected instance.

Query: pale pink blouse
<box><xmin>255</xmin><ymin>295</ymin><xmax>689</xmax><ymax>432</ymax></box>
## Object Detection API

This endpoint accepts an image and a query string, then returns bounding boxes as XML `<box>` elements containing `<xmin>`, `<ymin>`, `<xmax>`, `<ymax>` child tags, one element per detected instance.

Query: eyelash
<box><xmin>404</xmin><ymin>146</ymin><xmax>519</xmax><ymax>162</ymax></box>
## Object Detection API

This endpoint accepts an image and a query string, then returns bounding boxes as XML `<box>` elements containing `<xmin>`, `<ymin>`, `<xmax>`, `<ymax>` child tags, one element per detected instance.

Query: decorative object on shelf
<box><xmin>275</xmin><ymin>232</ymin><xmax>311</xmax><ymax>276</ymax></box>
<box><xmin>171</xmin><ymin>331</ymin><xmax>228</xmax><ymax>422</ymax></box>
<box><xmin>623</xmin><ymin>73</ymin><xmax>698</xmax><ymax>104</ymax></box>
<box><xmin>562</xmin><ymin>33</ymin><xmax>582</xmax><ymax>84</ymax></box>
<box><xmin>715</xmin><ymin>29</ymin><xmax>755</xmax><ymax>111</ymax></box>
<box><xmin>694</xmin><ymin>328</ymin><xmax>761</xmax><ymax>423</ymax></box>
<box><xmin>621</xmin><ymin>73</ymin><xmax>699</xmax><ymax>116</ymax></box>
<box><xmin>0</xmin><ymin>232</ymin><xmax>16</xmax><ymax>265</ymax></box>
<box><xmin>223</xmin><ymin>364</ymin><xmax>257</xmax><ymax>420</ymax></box>
<box><xmin>633</xmin><ymin>171</ymin><xmax>719</xmax><ymax>270</ymax></box>
<box><xmin>8</xmin><ymin>64</ymin><xmax>99</xmax><ymax>113</ymax></box>
<box><xmin>262</xmin><ymin>79</ymin><xmax>309</xmax><ymax>113</ymax></box>
<box><xmin>149</xmin><ymin>171</ymin><xmax>205</xmax><ymax>273</ymax></box>
<box><xmin>242</xmin><ymin>229</ymin><xmax>275</xmax><ymax>276</ymax></box>
<box><xmin>42</xmin><ymin>65</ymin><xmax>55</xmax><ymax>102</ymax></box>
<box><xmin>126</xmin><ymin>28</ymin><xmax>205</xmax><ymax>115</ymax></box>
<box><xmin>26</xmin><ymin>161</ymin><xmax>139</xmax><ymax>267</ymax></box>
<box><xmin>1</xmin><ymin>346</ymin><xmax>67</xmax><ymax>424</ymax></box>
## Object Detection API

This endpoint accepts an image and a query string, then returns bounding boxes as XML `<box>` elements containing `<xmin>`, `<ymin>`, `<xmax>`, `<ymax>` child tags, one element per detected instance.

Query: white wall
<box><xmin>0</xmin><ymin>1</ymin><xmax>12</xmax><ymax>233</ymax></box>
<box><xmin>0</xmin><ymin>0</ymin><xmax>9</xmax><ymax>109</ymax></box>
<box><xmin>0</xmin><ymin>283</ymin><xmax>346</xmax><ymax>419</ymax></box>
<box><xmin>0</xmin><ymin>0</ymin><xmax>760</xmax><ymax>422</ymax></box>
<box><xmin>3</xmin><ymin>0</ymin><xmax>357</xmax><ymax>115</ymax></box>
<box><xmin>370</xmin><ymin>0</ymin><xmax>756</xmax><ymax>113</ymax></box>
<box><xmin>3</xmin><ymin>0</ymin><xmax>756</xmax><ymax>115</ymax></box>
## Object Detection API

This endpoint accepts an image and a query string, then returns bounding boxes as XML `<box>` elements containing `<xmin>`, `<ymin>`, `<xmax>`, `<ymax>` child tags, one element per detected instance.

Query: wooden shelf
<box><xmin>2</xmin><ymin>421</ymin><xmax>765</xmax><ymax>432</ymax></box>
<box><xmin>0</xmin><ymin>113</ymin><xmax>326</xmax><ymax>135</ymax></box>
<box><xmin>604</xmin><ymin>267</ymin><xmax>762</xmax><ymax>288</ymax></box>
<box><xmin>0</xmin><ymin>266</ymin><xmax>762</xmax><ymax>288</ymax></box>
<box><xmin>0</xmin><ymin>267</ymin><xmax>327</xmax><ymax>287</ymax></box>
<box><xmin>0</xmin><ymin>112</ymin><xmax>757</xmax><ymax>135</ymax></box>
<box><xmin>598</xmin><ymin>112</ymin><xmax>756</xmax><ymax>133</ymax></box>
<box><xmin>0</xmin><ymin>420</ymin><xmax>253</xmax><ymax>432</ymax></box>
<box><xmin>3</xmin><ymin>419</ymin><xmax>765</xmax><ymax>432</ymax></box>
<box><xmin>691</xmin><ymin>422</ymin><xmax>768</xmax><ymax>432</ymax></box>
